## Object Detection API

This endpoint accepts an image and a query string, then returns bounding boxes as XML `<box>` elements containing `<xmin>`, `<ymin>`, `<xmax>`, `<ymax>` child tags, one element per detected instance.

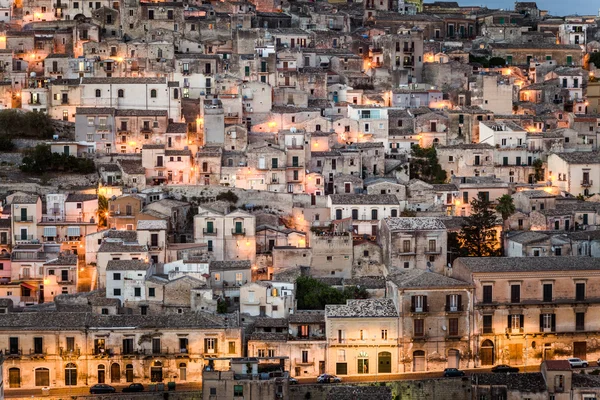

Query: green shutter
<box><xmin>567</xmin><ymin>56</ymin><xmax>572</xmax><ymax>65</ymax></box>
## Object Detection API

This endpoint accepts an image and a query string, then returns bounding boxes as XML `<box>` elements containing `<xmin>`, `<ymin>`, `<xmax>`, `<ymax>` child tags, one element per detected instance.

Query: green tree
<box><xmin>296</xmin><ymin>276</ymin><xmax>368</xmax><ymax>310</ymax></box>
<box><xmin>20</xmin><ymin>144</ymin><xmax>96</xmax><ymax>174</ymax></box>
<box><xmin>216</xmin><ymin>298</ymin><xmax>228</xmax><ymax>314</ymax></box>
<box><xmin>409</xmin><ymin>145</ymin><xmax>447</xmax><ymax>184</ymax></box>
<box><xmin>488</xmin><ymin>57</ymin><xmax>507</xmax><ymax>67</ymax></box>
<box><xmin>0</xmin><ymin>136</ymin><xmax>15</xmax><ymax>152</ymax></box>
<box><xmin>216</xmin><ymin>190</ymin><xmax>239</xmax><ymax>204</ymax></box>
<box><xmin>532</xmin><ymin>159</ymin><xmax>544</xmax><ymax>182</ymax></box>
<box><xmin>458</xmin><ymin>194</ymin><xmax>501</xmax><ymax>257</ymax></box>
<box><xmin>98</xmin><ymin>195</ymin><xmax>108</xmax><ymax>227</ymax></box>
<box><xmin>495</xmin><ymin>194</ymin><xmax>516</xmax><ymax>228</ymax></box>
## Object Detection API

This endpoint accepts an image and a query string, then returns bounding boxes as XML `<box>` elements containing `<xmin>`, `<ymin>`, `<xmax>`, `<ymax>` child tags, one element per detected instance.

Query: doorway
<box><xmin>480</xmin><ymin>340</ymin><xmax>494</xmax><ymax>366</ymax></box>
<box><xmin>378</xmin><ymin>351</ymin><xmax>391</xmax><ymax>373</ymax></box>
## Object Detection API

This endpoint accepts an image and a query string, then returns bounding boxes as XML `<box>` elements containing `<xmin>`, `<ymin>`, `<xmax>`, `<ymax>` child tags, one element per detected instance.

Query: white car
<box><xmin>567</xmin><ymin>358</ymin><xmax>589</xmax><ymax>368</ymax></box>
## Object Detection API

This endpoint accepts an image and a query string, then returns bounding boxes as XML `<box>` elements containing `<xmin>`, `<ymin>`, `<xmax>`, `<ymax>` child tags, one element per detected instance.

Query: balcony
<box><xmin>403</xmin><ymin>47</ymin><xmax>415</xmax><ymax>54</ymax></box>
<box><xmin>49</xmin><ymin>68</ymin><xmax>63</xmax><ymax>75</ymax></box>
<box><xmin>397</xmin><ymin>249</ymin><xmax>416</xmax><ymax>256</ymax></box>
<box><xmin>96</xmin><ymin>124</ymin><xmax>112</xmax><ymax>132</ymax></box>
<box><xmin>39</xmin><ymin>216</ymin><xmax>95</xmax><ymax>224</ymax></box>
<box><xmin>4</xmin><ymin>349</ymin><xmax>22</xmax><ymax>357</ymax></box>
<box><xmin>14</xmin><ymin>235</ymin><xmax>34</xmax><ymax>242</ymax></box>
<box><xmin>506</xmin><ymin>327</ymin><xmax>524</xmax><ymax>335</ymax></box>
<box><xmin>13</xmin><ymin>215</ymin><xmax>34</xmax><ymax>222</ymax></box>
<box><xmin>147</xmin><ymin>243</ymin><xmax>163</xmax><ymax>251</ymax></box>
<box><xmin>295</xmin><ymin>358</ymin><xmax>314</xmax><ymax>366</ymax></box>
<box><xmin>20</xmin><ymin>296</ymin><xmax>37</xmax><ymax>303</ymax></box>
<box><xmin>28</xmin><ymin>348</ymin><xmax>47</xmax><ymax>357</ymax></box>
<box><xmin>93</xmin><ymin>348</ymin><xmax>114</xmax><ymax>357</ymax></box>
<box><xmin>60</xmin><ymin>348</ymin><xmax>81</xmax><ymax>357</ymax></box>
<box><xmin>410</xmin><ymin>305</ymin><xmax>429</xmax><ymax>313</ymax></box>
<box><xmin>231</xmin><ymin>228</ymin><xmax>246</xmax><ymax>236</ymax></box>
<box><xmin>581</xmin><ymin>180</ymin><xmax>593</xmax><ymax>187</ymax></box>
<box><xmin>445</xmin><ymin>304</ymin><xmax>464</xmax><ymax>312</ymax></box>
<box><xmin>203</xmin><ymin>228</ymin><xmax>218</xmax><ymax>235</ymax></box>
<box><xmin>28</xmin><ymin>100</ymin><xmax>41</xmax><ymax>105</ymax></box>
<box><xmin>424</xmin><ymin>246</ymin><xmax>442</xmax><ymax>255</ymax></box>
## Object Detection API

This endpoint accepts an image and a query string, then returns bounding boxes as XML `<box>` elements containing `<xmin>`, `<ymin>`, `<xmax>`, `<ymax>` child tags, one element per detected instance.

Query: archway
<box><xmin>126</xmin><ymin>364</ymin><xmax>134</xmax><ymax>382</ymax></box>
<box><xmin>111</xmin><ymin>363</ymin><xmax>120</xmax><ymax>383</ymax></box>
<box><xmin>378</xmin><ymin>351</ymin><xmax>391</xmax><ymax>373</ymax></box>
<box><xmin>97</xmin><ymin>365</ymin><xmax>106</xmax><ymax>383</ymax></box>
<box><xmin>35</xmin><ymin>368</ymin><xmax>50</xmax><ymax>387</ymax></box>
<box><xmin>413</xmin><ymin>350</ymin><xmax>425</xmax><ymax>372</ymax></box>
<box><xmin>151</xmin><ymin>361</ymin><xmax>163</xmax><ymax>382</ymax></box>
<box><xmin>65</xmin><ymin>363</ymin><xmax>77</xmax><ymax>386</ymax></box>
<box><xmin>448</xmin><ymin>349</ymin><xmax>460</xmax><ymax>369</ymax></box>
<box><xmin>481</xmin><ymin>340</ymin><xmax>494</xmax><ymax>366</ymax></box>
<box><xmin>9</xmin><ymin>368</ymin><xmax>20</xmax><ymax>388</ymax></box>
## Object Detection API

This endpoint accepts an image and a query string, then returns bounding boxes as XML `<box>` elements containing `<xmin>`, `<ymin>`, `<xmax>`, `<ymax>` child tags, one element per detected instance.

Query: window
<box><xmin>543</xmin><ymin>284</ymin><xmax>552</xmax><ymax>302</ymax></box>
<box><xmin>483</xmin><ymin>285</ymin><xmax>492</xmax><ymax>303</ymax></box>
<box><xmin>150</xmin><ymin>89</ymin><xmax>157</xmax><ymax>98</ymax></box>
<box><xmin>483</xmin><ymin>315</ymin><xmax>493</xmax><ymax>334</ymax></box>
<box><xmin>576</xmin><ymin>312</ymin><xmax>585</xmax><ymax>331</ymax></box>
<box><xmin>381</xmin><ymin>329</ymin><xmax>388</xmax><ymax>340</ymax></box>
<box><xmin>113</xmin><ymin>273</ymin><xmax>121</xmax><ymax>280</ymax></box>
<box><xmin>403</xmin><ymin>240</ymin><xmax>411</xmax><ymax>253</ymax></box>
<box><xmin>229</xmin><ymin>341</ymin><xmax>236</xmax><ymax>354</ymax></box>
<box><xmin>510</xmin><ymin>284</ymin><xmax>520</xmax><ymax>303</ymax></box>
<box><xmin>234</xmin><ymin>385</ymin><xmax>243</xmax><ymax>397</ymax></box>
<box><xmin>509</xmin><ymin>314</ymin><xmax>524</xmax><ymax>333</ymax></box>
<box><xmin>448</xmin><ymin>318</ymin><xmax>459</xmax><ymax>336</ymax></box>
<box><xmin>576</xmin><ymin>283</ymin><xmax>585</xmax><ymax>301</ymax></box>
<box><xmin>414</xmin><ymin>319</ymin><xmax>424</xmax><ymax>336</ymax></box>
<box><xmin>113</xmin><ymin>288</ymin><xmax>121</xmax><ymax>296</ymax></box>
<box><xmin>540</xmin><ymin>313</ymin><xmax>555</xmax><ymax>332</ymax></box>
<box><xmin>134</xmin><ymin>287</ymin><xmax>141</xmax><ymax>297</ymax></box>
<box><xmin>411</xmin><ymin>295</ymin><xmax>427</xmax><ymax>312</ymax></box>
<box><xmin>204</xmin><ymin>338</ymin><xmax>216</xmax><ymax>354</ymax></box>
<box><xmin>95</xmin><ymin>89</ymin><xmax>101</xmax><ymax>97</ymax></box>
<box><xmin>118</xmin><ymin>89</ymin><xmax>124</xmax><ymax>98</ymax></box>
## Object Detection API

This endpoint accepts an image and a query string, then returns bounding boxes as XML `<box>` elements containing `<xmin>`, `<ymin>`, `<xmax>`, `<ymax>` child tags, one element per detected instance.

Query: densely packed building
<box><xmin>1</xmin><ymin>0</ymin><xmax>600</xmax><ymax>397</ymax></box>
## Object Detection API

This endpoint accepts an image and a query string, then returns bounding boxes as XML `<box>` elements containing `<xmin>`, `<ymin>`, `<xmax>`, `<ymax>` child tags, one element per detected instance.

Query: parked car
<box><xmin>90</xmin><ymin>384</ymin><xmax>116</xmax><ymax>394</ymax></box>
<box><xmin>317</xmin><ymin>374</ymin><xmax>342</xmax><ymax>383</ymax></box>
<box><xmin>288</xmin><ymin>377</ymin><xmax>298</xmax><ymax>385</ymax></box>
<box><xmin>491</xmin><ymin>365</ymin><xmax>519</xmax><ymax>373</ymax></box>
<box><xmin>122</xmin><ymin>383</ymin><xmax>144</xmax><ymax>392</ymax></box>
<box><xmin>443</xmin><ymin>368</ymin><xmax>465</xmax><ymax>377</ymax></box>
<box><xmin>568</xmin><ymin>358</ymin><xmax>589</xmax><ymax>368</ymax></box>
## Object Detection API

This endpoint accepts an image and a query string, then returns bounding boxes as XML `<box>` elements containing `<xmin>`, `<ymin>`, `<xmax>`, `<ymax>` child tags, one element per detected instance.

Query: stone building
<box><xmin>452</xmin><ymin>257</ymin><xmax>600</xmax><ymax>368</ymax></box>
<box><xmin>0</xmin><ymin>307</ymin><xmax>242</xmax><ymax>390</ymax></box>
<box><xmin>379</xmin><ymin>217</ymin><xmax>447</xmax><ymax>274</ymax></box>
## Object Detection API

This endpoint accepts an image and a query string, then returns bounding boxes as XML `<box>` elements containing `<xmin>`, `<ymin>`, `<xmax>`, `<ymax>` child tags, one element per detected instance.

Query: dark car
<box><xmin>491</xmin><ymin>365</ymin><xmax>519</xmax><ymax>373</ymax></box>
<box><xmin>443</xmin><ymin>368</ymin><xmax>465</xmax><ymax>377</ymax></box>
<box><xmin>122</xmin><ymin>383</ymin><xmax>144</xmax><ymax>393</ymax></box>
<box><xmin>288</xmin><ymin>377</ymin><xmax>299</xmax><ymax>385</ymax></box>
<box><xmin>90</xmin><ymin>384</ymin><xmax>116</xmax><ymax>394</ymax></box>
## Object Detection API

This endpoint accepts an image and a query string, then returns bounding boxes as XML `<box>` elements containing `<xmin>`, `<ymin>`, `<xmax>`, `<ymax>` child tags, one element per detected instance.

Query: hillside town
<box><xmin>1</xmin><ymin>0</ymin><xmax>600</xmax><ymax>399</ymax></box>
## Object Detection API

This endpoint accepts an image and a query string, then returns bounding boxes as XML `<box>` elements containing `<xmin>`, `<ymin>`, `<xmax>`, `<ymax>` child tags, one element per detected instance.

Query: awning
<box><xmin>20</xmin><ymin>282</ymin><xmax>37</xmax><ymax>290</ymax></box>
<box><xmin>43</xmin><ymin>227</ymin><xmax>57</xmax><ymax>237</ymax></box>
<box><xmin>67</xmin><ymin>226</ymin><xmax>81</xmax><ymax>236</ymax></box>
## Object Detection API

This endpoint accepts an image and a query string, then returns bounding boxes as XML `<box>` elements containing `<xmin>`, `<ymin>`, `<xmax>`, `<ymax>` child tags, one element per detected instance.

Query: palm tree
<box><xmin>496</xmin><ymin>194</ymin><xmax>516</xmax><ymax>230</ymax></box>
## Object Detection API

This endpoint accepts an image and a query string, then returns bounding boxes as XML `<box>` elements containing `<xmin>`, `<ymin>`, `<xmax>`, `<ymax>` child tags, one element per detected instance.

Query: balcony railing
<box><xmin>14</xmin><ymin>235</ymin><xmax>34</xmax><ymax>241</ymax></box>
<box><xmin>20</xmin><ymin>296</ymin><xmax>37</xmax><ymax>303</ymax></box>
<box><xmin>231</xmin><ymin>228</ymin><xmax>246</xmax><ymax>236</ymax></box>
<box><xmin>203</xmin><ymin>228</ymin><xmax>218</xmax><ymax>235</ymax></box>
<box><xmin>13</xmin><ymin>215</ymin><xmax>34</xmax><ymax>222</ymax></box>
<box><xmin>4</xmin><ymin>348</ymin><xmax>22</xmax><ymax>356</ymax></box>
<box><xmin>581</xmin><ymin>180</ymin><xmax>593</xmax><ymax>187</ymax></box>
<box><xmin>410</xmin><ymin>305</ymin><xmax>429</xmax><ymax>313</ymax></box>
<box><xmin>295</xmin><ymin>358</ymin><xmax>314</xmax><ymax>366</ymax></box>
<box><xmin>445</xmin><ymin>304</ymin><xmax>464</xmax><ymax>312</ymax></box>
<box><xmin>506</xmin><ymin>327</ymin><xmax>524</xmax><ymax>335</ymax></box>
<box><xmin>49</xmin><ymin>68</ymin><xmax>63</xmax><ymax>75</ymax></box>
<box><xmin>59</xmin><ymin>348</ymin><xmax>81</xmax><ymax>357</ymax></box>
<box><xmin>424</xmin><ymin>246</ymin><xmax>442</xmax><ymax>255</ymax></box>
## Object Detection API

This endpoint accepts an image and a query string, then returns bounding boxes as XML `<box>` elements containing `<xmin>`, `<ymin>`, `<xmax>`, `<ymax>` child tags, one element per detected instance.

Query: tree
<box><xmin>296</xmin><ymin>276</ymin><xmax>368</xmax><ymax>310</ymax></box>
<box><xmin>409</xmin><ymin>145</ymin><xmax>447</xmax><ymax>184</ymax></box>
<box><xmin>0</xmin><ymin>110</ymin><xmax>55</xmax><ymax>139</ymax></box>
<box><xmin>216</xmin><ymin>190</ymin><xmax>239</xmax><ymax>204</ymax></box>
<box><xmin>216</xmin><ymin>298</ymin><xmax>228</xmax><ymax>314</ymax></box>
<box><xmin>98</xmin><ymin>195</ymin><xmax>108</xmax><ymax>227</ymax></box>
<box><xmin>0</xmin><ymin>136</ymin><xmax>15</xmax><ymax>152</ymax></box>
<box><xmin>458</xmin><ymin>194</ymin><xmax>501</xmax><ymax>257</ymax></box>
<box><xmin>20</xmin><ymin>144</ymin><xmax>96</xmax><ymax>174</ymax></box>
<box><xmin>495</xmin><ymin>194</ymin><xmax>516</xmax><ymax>228</ymax></box>
<box><xmin>488</xmin><ymin>57</ymin><xmax>507</xmax><ymax>67</ymax></box>
<box><xmin>532</xmin><ymin>159</ymin><xmax>544</xmax><ymax>182</ymax></box>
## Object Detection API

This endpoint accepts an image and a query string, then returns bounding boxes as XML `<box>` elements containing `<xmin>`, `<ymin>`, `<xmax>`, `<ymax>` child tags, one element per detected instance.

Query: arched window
<box><xmin>9</xmin><ymin>368</ymin><xmax>20</xmax><ymax>388</ymax></box>
<box><xmin>118</xmin><ymin>89</ymin><xmax>124</xmax><ymax>98</ymax></box>
<box><xmin>35</xmin><ymin>368</ymin><xmax>50</xmax><ymax>387</ymax></box>
<box><xmin>65</xmin><ymin>363</ymin><xmax>77</xmax><ymax>386</ymax></box>
<box><xmin>173</xmin><ymin>88</ymin><xmax>179</xmax><ymax>99</ymax></box>
<box><xmin>179</xmin><ymin>363</ymin><xmax>187</xmax><ymax>381</ymax></box>
<box><xmin>95</xmin><ymin>89</ymin><xmax>101</xmax><ymax>98</ymax></box>
<box><xmin>98</xmin><ymin>365</ymin><xmax>106</xmax><ymax>383</ymax></box>
<box><xmin>126</xmin><ymin>364</ymin><xmax>134</xmax><ymax>382</ymax></box>
<box><xmin>150</xmin><ymin>89</ymin><xmax>157</xmax><ymax>98</ymax></box>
